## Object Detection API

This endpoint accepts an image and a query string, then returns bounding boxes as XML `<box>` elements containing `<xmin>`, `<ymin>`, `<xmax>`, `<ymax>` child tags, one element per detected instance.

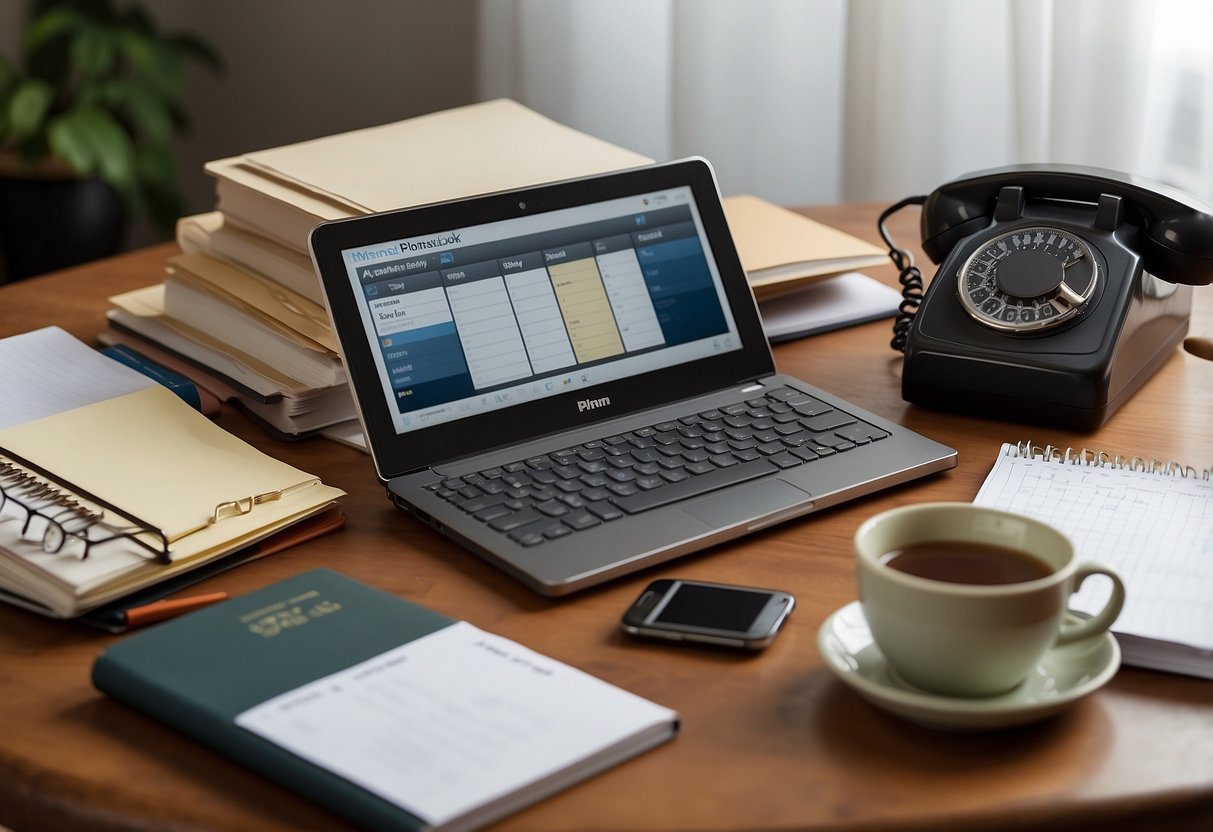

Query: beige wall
<box><xmin>1</xmin><ymin>0</ymin><xmax>479</xmax><ymax>245</ymax></box>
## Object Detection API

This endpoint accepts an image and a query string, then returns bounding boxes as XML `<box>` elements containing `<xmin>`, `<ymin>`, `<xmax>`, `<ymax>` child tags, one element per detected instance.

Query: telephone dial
<box><xmin>882</xmin><ymin>164</ymin><xmax>1213</xmax><ymax>429</ymax></box>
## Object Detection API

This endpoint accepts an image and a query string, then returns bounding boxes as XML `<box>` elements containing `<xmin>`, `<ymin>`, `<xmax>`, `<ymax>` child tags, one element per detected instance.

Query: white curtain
<box><xmin>478</xmin><ymin>0</ymin><xmax>1213</xmax><ymax>206</ymax></box>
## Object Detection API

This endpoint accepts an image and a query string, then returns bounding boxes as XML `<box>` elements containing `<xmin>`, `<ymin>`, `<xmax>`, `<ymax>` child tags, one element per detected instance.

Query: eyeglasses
<box><xmin>0</xmin><ymin>458</ymin><xmax>170</xmax><ymax>563</ymax></box>
<box><xmin>0</xmin><ymin>446</ymin><xmax>319</xmax><ymax>565</ymax></box>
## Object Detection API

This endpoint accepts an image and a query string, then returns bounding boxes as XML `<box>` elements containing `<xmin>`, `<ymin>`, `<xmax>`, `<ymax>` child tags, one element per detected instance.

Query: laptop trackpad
<box><xmin>681</xmin><ymin>478</ymin><xmax>813</xmax><ymax>527</ymax></box>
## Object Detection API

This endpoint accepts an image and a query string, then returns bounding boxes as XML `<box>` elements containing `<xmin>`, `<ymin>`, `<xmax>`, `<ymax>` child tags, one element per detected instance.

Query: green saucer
<box><xmin>817</xmin><ymin>601</ymin><xmax>1121</xmax><ymax>731</ymax></box>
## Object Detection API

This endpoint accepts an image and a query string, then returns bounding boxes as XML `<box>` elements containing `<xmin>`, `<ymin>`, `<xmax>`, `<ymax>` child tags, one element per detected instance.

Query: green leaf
<box><xmin>119</xmin><ymin>33</ymin><xmax>184</xmax><ymax>98</ymax></box>
<box><xmin>70</xmin><ymin>24</ymin><xmax>118</xmax><ymax>79</ymax></box>
<box><xmin>24</xmin><ymin>7</ymin><xmax>89</xmax><ymax>55</ymax></box>
<box><xmin>47</xmin><ymin>105</ymin><xmax>136</xmax><ymax>188</ymax></box>
<box><xmin>46</xmin><ymin>112</ymin><xmax>94</xmax><ymax>172</ymax></box>
<box><xmin>7</xmin><ymin>79</ymin><xmax>54</xmax><ymax>141</ymax></box>
<box><xmin>100</xmin><ymin>79</ymin><xmax>172</xmax><ymax>143</ymax></box>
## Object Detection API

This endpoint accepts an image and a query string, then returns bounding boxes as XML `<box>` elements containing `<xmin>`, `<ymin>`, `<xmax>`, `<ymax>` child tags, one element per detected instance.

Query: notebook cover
<box><xmin>92</xmin><ymin>569</ymin><xmax>453</xmax><ymax>831</ymax></box>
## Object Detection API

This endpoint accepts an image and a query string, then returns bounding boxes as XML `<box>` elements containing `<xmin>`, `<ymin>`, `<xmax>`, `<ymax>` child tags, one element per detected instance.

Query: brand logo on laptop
<box><xmin>400</xmin><ymin>233</ymin><xmax>462</xmax><ymax>253</ymax></box>
<box><xmin>577</xmin><ymin>396</ymin><xmax>611</xmax><ymax>413</ymax></box>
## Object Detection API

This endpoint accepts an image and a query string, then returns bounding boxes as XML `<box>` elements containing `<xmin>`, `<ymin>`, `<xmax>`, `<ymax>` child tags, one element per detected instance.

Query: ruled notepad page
<box><xmin>974</xmin><ymin>444</ymin><xmax>1213</xmax><ymax>655</ymax></box>
<box><xmin>0</xmin><ymin>326</ymin><xmax>154</xmax><ymax>430</ymax></box>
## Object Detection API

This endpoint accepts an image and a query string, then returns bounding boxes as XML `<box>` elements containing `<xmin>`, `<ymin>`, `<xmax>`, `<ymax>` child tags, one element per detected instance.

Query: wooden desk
<box><xmin>1</xmin><ymin>205</ymin><xmax>1210</xmax><ymax>832</ymax></box>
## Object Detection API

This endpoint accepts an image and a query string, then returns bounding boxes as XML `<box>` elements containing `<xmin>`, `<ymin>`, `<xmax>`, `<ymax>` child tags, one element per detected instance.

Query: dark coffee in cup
<box><xmin>857</xmin><ymin>503</ymin><xmax>1125</xmax><ymax>696</ymax></box>
<box><xmin>880</xmin><ymin>540</ymin><xmax>1054</xmax><ymax>586</ymax></box>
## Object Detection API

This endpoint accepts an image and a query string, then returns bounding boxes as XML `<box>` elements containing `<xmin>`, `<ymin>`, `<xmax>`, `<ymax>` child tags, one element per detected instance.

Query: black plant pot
<box><xmin>0</xmin><ymin>174</ymin><xmax>126</xmax><ymax>282</ymax></box>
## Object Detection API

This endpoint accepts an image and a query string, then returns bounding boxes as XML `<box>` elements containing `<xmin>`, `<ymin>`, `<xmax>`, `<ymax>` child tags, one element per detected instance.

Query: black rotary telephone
<box><xmin>882</xmin><ymin>164</ymin><xmax>1213</xmax><ymax>429</ymax></box>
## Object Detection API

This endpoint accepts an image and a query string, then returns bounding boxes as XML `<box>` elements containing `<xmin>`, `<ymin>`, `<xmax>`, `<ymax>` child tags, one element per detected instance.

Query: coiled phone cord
<box><xmin>877</xmin><ymin>195</ymin><xmax>928</xmax><ymax>352</ymax></box>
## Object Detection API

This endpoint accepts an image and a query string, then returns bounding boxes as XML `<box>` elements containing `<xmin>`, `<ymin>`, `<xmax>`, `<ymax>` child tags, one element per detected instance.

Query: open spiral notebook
<box><xmin>974</xmin><ymin>441</ymin><xmax>1213</xmax><ymax>679</ymax></box>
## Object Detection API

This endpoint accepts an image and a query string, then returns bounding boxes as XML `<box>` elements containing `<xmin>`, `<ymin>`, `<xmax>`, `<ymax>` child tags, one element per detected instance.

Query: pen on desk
<box><xmin>94</xmin><ymin>511</ymin><xmax>345</xmax><ymax>632</ymax></box>
<box><xmin>122</xmin><ymin>592</ymin><xmax>229</xmax><ymax>628</ymax></box>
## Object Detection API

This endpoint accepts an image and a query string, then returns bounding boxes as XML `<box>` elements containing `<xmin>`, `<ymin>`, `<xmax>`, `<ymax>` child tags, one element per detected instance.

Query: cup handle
<box><xmin>1056</xmin><ymin>562</ymin><xmax>1126</xmax><ymax>645</ymax></box>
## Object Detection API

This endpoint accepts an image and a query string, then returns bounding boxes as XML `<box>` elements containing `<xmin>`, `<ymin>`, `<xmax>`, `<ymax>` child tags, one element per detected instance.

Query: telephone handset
<box><xmin>884</xmin><ymin>163</ymin><xmax>1213</xmax><ymax>429</ymax></box>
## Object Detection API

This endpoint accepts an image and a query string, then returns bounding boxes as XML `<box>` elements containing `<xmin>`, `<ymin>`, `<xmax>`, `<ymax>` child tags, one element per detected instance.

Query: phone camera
<box><xmin>518</xmin><ymin>201</ymin><xmax>527</xmax><ymax>210</ymax></box>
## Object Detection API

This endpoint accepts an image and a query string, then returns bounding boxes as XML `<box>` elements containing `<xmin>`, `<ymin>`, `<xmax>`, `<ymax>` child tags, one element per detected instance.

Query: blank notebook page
<box><xmin>973</xmin><ymin>443</ymin><xmax>1213</xmax><ymax>650</ymax></box>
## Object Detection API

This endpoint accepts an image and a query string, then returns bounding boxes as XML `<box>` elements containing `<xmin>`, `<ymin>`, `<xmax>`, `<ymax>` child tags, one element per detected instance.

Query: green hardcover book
<box><xmin>92</xmin><ymin>568</ymin><xmax>679</xmax><ymax>832</ymax></box>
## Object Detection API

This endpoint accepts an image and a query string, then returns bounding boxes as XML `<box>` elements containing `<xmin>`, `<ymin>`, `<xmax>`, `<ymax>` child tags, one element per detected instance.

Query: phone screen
<box><xmin>653</xmin><ymin>583</ymin><xmax>773</xmax><ymax>631</ymax></box>
<box><xmin>623</xmin><ymin>579</ymin><xmax>795</xmax><ymax>649</ymax></box>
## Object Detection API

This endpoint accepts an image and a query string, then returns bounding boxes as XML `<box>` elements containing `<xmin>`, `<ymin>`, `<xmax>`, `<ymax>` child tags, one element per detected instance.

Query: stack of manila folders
<box><xmin>104</xmin><ymin>99</ymin><xmax>893</xmax><ymax>447</ymax></box>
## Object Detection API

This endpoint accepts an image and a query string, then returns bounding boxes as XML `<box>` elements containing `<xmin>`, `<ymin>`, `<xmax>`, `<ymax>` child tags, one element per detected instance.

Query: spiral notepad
<box><xmin>973</xmin><ymin>441</ymin><xmax>1213</xmax><ymax>679</ymax></box>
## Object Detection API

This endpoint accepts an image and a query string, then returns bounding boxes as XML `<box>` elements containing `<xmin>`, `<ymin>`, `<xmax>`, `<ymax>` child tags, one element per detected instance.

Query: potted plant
<box><xmin>0</xmin><ymin>0</ymin><xmax>221</xmax><ymax>281</ymax></box>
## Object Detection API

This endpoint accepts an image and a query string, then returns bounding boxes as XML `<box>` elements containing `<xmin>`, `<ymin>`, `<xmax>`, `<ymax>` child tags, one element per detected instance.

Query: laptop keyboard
<box><xmin>426</xmin><ymin>386</ymin><xmax>889</xmax><ymax>547</ymax></box>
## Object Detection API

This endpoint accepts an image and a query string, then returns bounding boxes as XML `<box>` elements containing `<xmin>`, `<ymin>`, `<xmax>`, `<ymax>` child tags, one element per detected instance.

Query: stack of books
<box><xmin>103</xmin><ymin>99</ymin><xmax>652</xmax><ymax>440</ymax></box>
<box><xmin>103</xmin><ymin>98</ymin><xmax>893</xmax><ymax>442</ymax></box>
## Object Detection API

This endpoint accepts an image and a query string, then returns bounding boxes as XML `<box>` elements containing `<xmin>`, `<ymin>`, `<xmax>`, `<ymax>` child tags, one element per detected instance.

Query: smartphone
<box><xmin>620</xmin><ymin>579</ymin><xmax>795</xmax><ymax>650</ymax></box>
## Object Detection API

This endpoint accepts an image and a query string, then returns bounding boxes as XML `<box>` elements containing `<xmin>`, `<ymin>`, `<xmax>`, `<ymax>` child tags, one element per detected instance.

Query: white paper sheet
<box><xmin>236</xmin><ymin>621</ymin><xmax>677</xmax><ymax>828</ymax></box>
<box><xmin>0</xmin><ymin>326</ymin><xmax>153</xmax><ymax>430</ymax></box>
<box><xmin>758</xmin><ymin>272</ymin><xmax>900</xmax><ymax>342</ymax></box>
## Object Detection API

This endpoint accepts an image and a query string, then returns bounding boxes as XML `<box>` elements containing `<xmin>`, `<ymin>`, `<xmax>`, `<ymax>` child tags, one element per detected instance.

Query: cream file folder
<box><xmin>166</xmin><ymin>252</ymin><xmax>337</xmax><ymax>352</ymax></box>
<box><xmin>203</xmin><ymin>100</ymin><xmax>886</xmax><ymax>309</ymax></box>
<box><xmin>722</xmin><ymin>195</ymin><xmax>888</xmax><ymax>298</ymax></box>
<box><xmin>177</xmin><ymin>212</ymin><xmax>322</xmax><ymax>303</ymax></box>
<box><xmin>206</xmin><ymin>99</ymin><xmax>654</xmax><ymax>252</ymax></box>
<box><xmin>237</xmin><ymin>98</ymin><xmax>654</xmax><ymax>215</ymax></box>
<box><xmin>108</xmin><ymin>285</ymin><xmax>314</xmax><ymax>397</ymax></box>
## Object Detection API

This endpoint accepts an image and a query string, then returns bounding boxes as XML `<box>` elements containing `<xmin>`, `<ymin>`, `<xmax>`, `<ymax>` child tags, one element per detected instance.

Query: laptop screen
<box><xmin>339</xmin><ymin>185</ymin><xmax>742</xmax><ymax>435</ymax></box>
<box><xmin>311</xmin><ymin>158</ymin><xmax>774</xmax><ymax>478</ymax></box>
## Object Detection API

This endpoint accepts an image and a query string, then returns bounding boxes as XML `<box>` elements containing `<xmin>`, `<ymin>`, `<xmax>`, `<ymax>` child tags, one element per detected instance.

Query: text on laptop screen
<box><xmin>341</xmin><ymin>185</ymin><xmax>742</xmax><ymax>434</ymax></box>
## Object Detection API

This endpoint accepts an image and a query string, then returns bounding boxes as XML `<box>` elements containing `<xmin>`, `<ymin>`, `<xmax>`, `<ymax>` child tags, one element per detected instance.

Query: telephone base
<box><xmin>902</xmin><ymin>309</ymin><xmax>1189</xmax><ymax>430</ymax></box>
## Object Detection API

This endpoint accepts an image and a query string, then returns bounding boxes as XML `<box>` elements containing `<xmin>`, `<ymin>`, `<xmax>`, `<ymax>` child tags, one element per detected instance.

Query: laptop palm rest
<box><xmin>681</xmin><ymin>479</ymin><xmax>813</xmax><ymax>527</ymax></box>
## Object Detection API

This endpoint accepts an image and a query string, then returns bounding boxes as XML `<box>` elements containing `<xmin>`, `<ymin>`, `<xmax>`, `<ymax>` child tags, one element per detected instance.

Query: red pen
<box><xmin>122</xmin><ymin>592</ymin><xmax>229</xmax><ymax>628</ymax></box>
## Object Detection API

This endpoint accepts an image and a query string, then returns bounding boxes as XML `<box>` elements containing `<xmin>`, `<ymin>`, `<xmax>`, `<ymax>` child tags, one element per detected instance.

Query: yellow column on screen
<box><xmin>549</xmin><ymin>258</ymin><xmax>625</xmax><ymax>362</ymax></box>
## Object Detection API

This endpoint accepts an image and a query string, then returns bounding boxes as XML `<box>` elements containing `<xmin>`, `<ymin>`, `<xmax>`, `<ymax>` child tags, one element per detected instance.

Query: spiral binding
<box><xmin>1012</xmin><ymin>440</ymin><xmax>1212</xmax><ymax>480</ymax></box>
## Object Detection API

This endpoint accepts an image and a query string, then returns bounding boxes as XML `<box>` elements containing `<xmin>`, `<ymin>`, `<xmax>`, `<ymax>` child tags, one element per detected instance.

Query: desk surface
<box><xmin>1</xmin><ymin>204</ymin><xmax>1210</xmax><ymax>832</ymax></box>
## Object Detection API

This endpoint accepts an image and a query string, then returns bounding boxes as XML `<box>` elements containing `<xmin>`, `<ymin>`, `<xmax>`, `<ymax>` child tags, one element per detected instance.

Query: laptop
<box><xmin>309</xmin><ymin>158</ymin><xmax>956</xmax><ymax>595</ymax></box>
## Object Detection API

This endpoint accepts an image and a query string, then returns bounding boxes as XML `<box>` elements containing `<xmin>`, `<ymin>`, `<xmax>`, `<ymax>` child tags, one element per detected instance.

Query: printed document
<box><xmin>236</xmin><ymin>620</ymin><xmax>677</xmax><ymax>828</ymax></box>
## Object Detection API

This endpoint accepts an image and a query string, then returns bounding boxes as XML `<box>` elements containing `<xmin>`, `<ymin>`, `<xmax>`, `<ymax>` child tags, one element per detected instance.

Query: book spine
<box><xmin>91</xmin><ymin>654</ymin><xmax>429</xmax><ymax>832</ymax></box>
<box><xmin>101</xmin><ymin>345</ymin><xmax>203</xmax><ymax>411</ymax></box>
